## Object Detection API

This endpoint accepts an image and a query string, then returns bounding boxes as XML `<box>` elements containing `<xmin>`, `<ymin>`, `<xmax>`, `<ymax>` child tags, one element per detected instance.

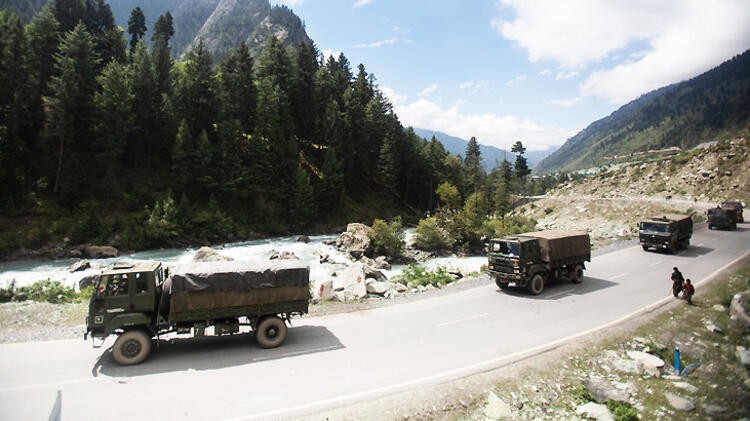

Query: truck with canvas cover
<box><xmin>707</xmin><ymin>206</ymin><xmax>737</xmax><ymax>230</ymax></box>
<box><xmin>85</xmin><ymin>260</ymin><xmax>310</xmax><ymax>365</ymax></box>
<box><xmin>720</xmin><ymin>201</ymin><xmax>744</xmax><ymax>223</ymax></box>
<box><xmin>638</xmin><ymin>214</ymin><xmax>693</xmax><ymax>253</ymax></box>
<box><xmin>487</xmin><ymin>231</ymin><xmax>591</xmax><ymax>295</ymax></box>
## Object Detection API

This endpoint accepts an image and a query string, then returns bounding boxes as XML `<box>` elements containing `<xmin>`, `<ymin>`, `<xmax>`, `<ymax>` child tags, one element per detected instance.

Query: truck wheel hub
<box><xmin>123</xmin><ymin>340</ymin><xmax>141</xmax><ymax>357</ymax></box>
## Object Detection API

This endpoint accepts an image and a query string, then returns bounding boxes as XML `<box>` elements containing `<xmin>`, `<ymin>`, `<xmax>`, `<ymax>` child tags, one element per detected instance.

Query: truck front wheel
<box><xmin>256</xmin><ymin>316</ymin><xmax>287</xmax><ymax>349</ymax></box>
<box><xmin>495</xmin><ymin>277</ymin><xmax>506</xmax><ymax>289</ymax></box>
<box><xmin>113</xmin><ymin>330</ymin><xmax>151</xmax><ymax>366</ymax></box>
<box><xmin>527</xmin><ymin>273</ymin><xmax>545</xmax><ymax>295</ymax></box>
<box><xmin>571</xmin><ymin>265</ymin><xmax>584</xmax><ymax>284</ymax></box>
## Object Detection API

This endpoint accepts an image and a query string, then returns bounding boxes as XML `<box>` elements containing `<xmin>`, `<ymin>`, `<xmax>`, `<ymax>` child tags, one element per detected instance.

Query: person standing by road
<box><xmin>671</xmin><ymin>267</ymin><xmax>685</xmax><ymax>298</ymax></box>
<box><xmin>682</xmin><ymin>279</ymin><xmax>695</xmax><ymax>304</ymax></box>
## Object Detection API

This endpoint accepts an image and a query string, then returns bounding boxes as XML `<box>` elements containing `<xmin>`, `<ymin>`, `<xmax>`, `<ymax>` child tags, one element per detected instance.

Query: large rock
<box><xmin>484</xmin><ymin>392</ymin><xmax>511</xmax><ymax>419</ymax></box>
<box><xmin>333</xmin><ymin>263</ymin><xmax>367</xmax><ymax>301</ymax></box>
<box><xmin>582</xmin><ymin>377</ymin><xmax>630</xmax><ymax>404</ymax></box>
<box><xmin>366</xmin><ymin>280</ymin><xmax>396</xmax><ymax>296</ymax></box>
<box><xmin>736</xmin><ymin>346</ymin><xmax>750</xmax><ymax>367</ymax></box>
<box><xmin>193</xmin><ymin>246</ymin><xmax>233</xmax><ymax>262</ymax></box>
<box><xmin>270</xmin><ymin>250</ymin><xmax>300</xmax><ymax>260</ymax></box>
<box><xmin>313</xmin><ymin>280</ymin><xmax>335</xmax><ymax>301</ymax></box>
<box><xmin>664</xmin><ymin>392</ymin><xmax>695</xmax><ymax>411</ymax></box>
<box><xmin>68</xmin><ymin>259</ymin><xmax>91</xmax><ymax>273</ymax></box>
<box><xmin>626</xmin><ymin>350</ymin><xmax>665</xmax><ymax>375</ymax></box>
<box><xmin>575</xmin><ymin>402</ymin><xmax>614</xmax><ymax>421</ymax></box>
<box><xmin>336</xmin><ymin>223</ymin><xmax>371</xmax><ymax>254</ymax></box>
<box><xmin>83</xmin><ymin>245</ymin><xmax>118</xmax><ymax>259</ymax></box>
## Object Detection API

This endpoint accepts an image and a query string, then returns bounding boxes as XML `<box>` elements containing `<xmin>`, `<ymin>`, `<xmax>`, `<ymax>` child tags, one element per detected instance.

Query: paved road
<box><xmin>1</xmin><ymin>221</ymin><xmax>748</xmax><ymax>420</ymax></box>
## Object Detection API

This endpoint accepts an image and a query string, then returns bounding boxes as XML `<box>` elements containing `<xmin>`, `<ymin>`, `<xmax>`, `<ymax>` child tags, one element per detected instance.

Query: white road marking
<box><xmin>649</xmin><ymin>260</ymin><xmax>662</xmax><ymax>267</ymax></box>
<box><xmin>610</xmin><ymin>273</ymin><xmax>628</xmax><ymax>280</ymax></box>
<box><xmin>435</xmin><ymin>313</ymin><xmax>488</xmax><ymax>328</ymax></box>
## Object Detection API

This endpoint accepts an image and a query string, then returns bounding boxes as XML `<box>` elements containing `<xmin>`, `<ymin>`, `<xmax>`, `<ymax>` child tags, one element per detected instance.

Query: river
<box><xmin>0</xmin><ymin>231</ymin><xmax>487</xmax><ymax>290</ymax></box>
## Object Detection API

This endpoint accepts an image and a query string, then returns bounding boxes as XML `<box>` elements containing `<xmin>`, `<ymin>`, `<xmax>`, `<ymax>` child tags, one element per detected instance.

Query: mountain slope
<box><xmin>536</xmin><ymin>49</ymin><xmax>750</xmax><ymax>174</ymax></box>
<box><xmin>413</xmin><ymin>128</ymin><xmax>555</xmax><ymax>171</ymax></box>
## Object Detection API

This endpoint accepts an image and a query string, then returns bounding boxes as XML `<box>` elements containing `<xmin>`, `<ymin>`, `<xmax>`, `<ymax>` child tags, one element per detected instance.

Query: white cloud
<box><xmin>383</xmin><ymin>88</ymin><xmax>574</xmax><ymax>151</ymax></box>
<box><xmin>459</xmin><ymin>81</ymin><xmax>489</xmax><ymax>91</ymax></box>
<box><xmin>418</xmin><ymin>83</ymin><xmax>439</xmax><ymax>97</ymax></box>
<box><xmin>505</xmin><ymin>74</ymin><xmax>527</xmax><ymax>87</ymax></box>
<box><xmin>353</xmin><ymin>0</ymin><xmax>373</xmax><ymax>8</ymax></box>
<box><xmin>353</xmin><ymin>37</ymin><xmax>398</xmax><ymax>48</ymax></box>
<box><xmin>555</xmin><ymin>70</ymin><xmax>579</xmax><ymax>80</ymax></box>
<box><xmin>495</xmin><ymin>0</ymin><xmax>750</xmax><ymax>104</ymax></box>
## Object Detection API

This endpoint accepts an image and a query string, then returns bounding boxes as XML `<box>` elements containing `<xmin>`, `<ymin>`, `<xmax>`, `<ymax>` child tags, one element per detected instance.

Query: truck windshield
<box><xmin>640</xmin><ymin>222</ymin><xmax>669</xmax><ymax>233</ymax></box>
<box><xmin>490</xmin><ymin>241</ymin><xmax>520</xmax><ymax>256</ymax></box>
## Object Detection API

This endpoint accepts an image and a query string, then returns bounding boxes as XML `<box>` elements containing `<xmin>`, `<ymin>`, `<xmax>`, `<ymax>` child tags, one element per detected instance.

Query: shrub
<box><xmin>0</xmin><ymin>280</ymin><xmax>92</xmax><ymax>304</ymax></box>
<box><xmin>368</xmin><ymin>217</ymin><xmax>405</xmax><ymax>259</ymax></box>
<box><xmin>606</xmin><ymin>401</ymin><xmax>639</xmax><ymax>421</ymax></box>
<box><xmin>395</xmin><ymin>265</ymin><xmax>455</xmax><ymax>288</ymax></box>
<box><xmin>414</xmin><ymin>217</ymin><xmax>454</xmax><ymax>251</ymax></box>
<box><xmin>544</xmin><ymin>207</ymin><xmax>554</xmax><ymax>215</ymax></box>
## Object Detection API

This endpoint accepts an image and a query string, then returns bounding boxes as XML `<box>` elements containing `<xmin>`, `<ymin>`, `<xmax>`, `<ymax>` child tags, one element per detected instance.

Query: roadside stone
<box><xmin>366</xmin><ymin>280</ymin><xmax>395</xmax><ymax>296</ymax></box>
<box><xmin>269</xmin><ymin>250</ymin><xmax>299</xmax><ymax>260</ymax></box>
<box><xmin>333</xmin><ymin>262</ymin><xmax>367</xmax><ymax>301</ymax></box>
<box><xmin>736</xmin><ymin>346</ymin><xmax>750</xmax><ymax>367</ymax></box>
<box><xmin>575</xmin><ymin>402</ymin><xmax>614</xmax><ymax>421</ymax></box>
<box><xmin>703</xmin><ymin>404</ymin><xmax>728</xmax><ymax>416</ymax></box>
<box><xmin>582</xmin><ymin>377</ymin><xmax>630</xmax><ymax>404</ymax></box>
<box><xmin>712</xmin><ymin>304</ymin><xmax>727</xmax><ymax>312</ymax></box>
<box><xmin>313</xmin><ymin>280</ymin><xmax>335</xmax><ymax>302</ymax></box>
<box><xmin>395</xmin><ymin>282</ymin><xmax>408</xmax><ymax>293</ymax></box>
<box><xmin>484</xmin><ymin>392</ymin><xmax>511</xmax><ymax>420</ymax></box>
<box><xmin>296</xmin><ymin>235</ymin><xmax>310</xmax><ymax>243</ymax></box>
<box><xmin>673</xmin><ymin>382</ymin><xmax>698</xmax><ymax>393</ymax></box>
<box><xmin>627</xmin><ymin>350</ymin><xmax>665</xmax><ymax>369</ymax></box>
<box><xmin>612</xmin><ymin>357</ymin><xmax>641</xmax><ymax>374</ymax></box>
<box><xmin>664</xmin><ymin>392</ymin><xmax>695</xmax><ymax>411</ymax></box>
<box><xmin>705</xmin><ymin>322</ymin><xmax>723</xmax><ymax>334</ymax></box>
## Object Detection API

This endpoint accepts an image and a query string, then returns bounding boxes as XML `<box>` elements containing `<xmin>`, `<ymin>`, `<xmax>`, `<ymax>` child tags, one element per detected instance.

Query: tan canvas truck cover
<box><xmin>651</xmin><ymin>214</ymin><xmax>693</xmax><ymax>232</ymax></box>
<box><xmin>163</xmin><ymin>260</ymin><xmax>310</xmax><ymax>317</ymax></box>
<box><xmin>517</xmin><ymin>230</ymin><xmax>591</xmax><ymax>263</ymax></box>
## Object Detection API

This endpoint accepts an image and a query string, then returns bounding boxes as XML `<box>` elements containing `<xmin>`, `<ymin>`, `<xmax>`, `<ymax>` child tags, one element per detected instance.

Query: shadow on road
<box><xmin>91</xmin><ymin>325</ymin><xmax>342</xmax><ymax>378</ymax></box>
<box><xmin>496</xmin><ymin>276</ymin><xmax>618</xmax><ymax>300</ymax></box>
<box><xmin>679</xmin><ymin>245</ymin><xmax>714</xmax><ymax>257</ymax></box>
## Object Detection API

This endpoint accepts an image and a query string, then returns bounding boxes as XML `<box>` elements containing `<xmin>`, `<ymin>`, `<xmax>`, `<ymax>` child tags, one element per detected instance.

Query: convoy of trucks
<box><xmin>85</xmin><ymin>259</ymin><xmax>310</xmax><ymax>365</ymax></box>
<box><xmin>486</xmin><ymin>230</ymin><xmax>591</xmax><ymax>295</ymax></box>
<box><xmin>638</xmin><ymin>214</ymin><xmax>693</xmax><ymax>253</ymax></box>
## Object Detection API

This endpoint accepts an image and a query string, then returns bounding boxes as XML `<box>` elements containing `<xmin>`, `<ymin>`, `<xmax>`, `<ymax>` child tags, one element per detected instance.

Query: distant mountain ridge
<box><xmin>4</xmin><ymin>0</ymin><xmax>311</xmax><ymax>62</ymax></box>
<box><xmin>535</xmin><ymin>49</ymin><xmax>750</xmax><ymax>174</ymax></box>
<box><xmin>413</xmin><ymin>128</ymin><xmax>556</xmax><ymax>172</ymax></box>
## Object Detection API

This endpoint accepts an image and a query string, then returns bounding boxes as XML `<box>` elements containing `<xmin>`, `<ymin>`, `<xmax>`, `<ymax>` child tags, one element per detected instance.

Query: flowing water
<box><xmin>0</xmin><ymin>231</ymin><xmax>487</xmax><ymax>290</ymax></box>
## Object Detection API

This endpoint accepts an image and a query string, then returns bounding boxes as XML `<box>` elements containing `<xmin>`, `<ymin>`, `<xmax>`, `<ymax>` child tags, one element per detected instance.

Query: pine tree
<box><xmin>218</xmin><ymin>43</ymin><xmax>256</xmax><ymax>134</ymax></box>
<box><xmin>511</xmin><ymin>140</ymin><xmax>531</xmax><ymax>186</ymax></box>
<box><xmin>291</xmin><ymin>40</ymin><xmax>319</xmax><ymax>148</ymax></box>
<box><xmin>463</xmin><ymin>136</ymin><xmax>484</xmax><ymax>196</ymax></box>
<box><xmin>376</xmin><ymin>128</ymin><xmax>399</xmax><ymax>197</ymax></box>
<box><xmin>288</xmin><ymin>165</ymin><xmax>316</xmax><ymax>230</ymax></box>
<box><xmin>128</xmin><ymin>40</ymin><xmax>158</xmax><ymax>167</ymax></box>
<box><xmin>93</xmin><ymin>60</ymin><xmax>133</xmax><ymax>189</ymax></box>
<box><xmin>171</xmin><ymin>120</ymin><xmax>192</xmax><ymax>191</ymax></box>
<box><xmin>175</xmin><ymin>40</ymin><xmax>217</xmax><ymax>138</ymax></box>
<box><xmin>127</xmin><ymin>7</ymin><xmax>146</xmax><ymax>56</ymax></box>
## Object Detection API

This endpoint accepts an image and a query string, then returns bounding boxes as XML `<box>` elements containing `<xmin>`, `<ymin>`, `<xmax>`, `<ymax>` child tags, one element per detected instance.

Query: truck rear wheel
<box><xmin>113</xmin><ymin>330</ymin><xmax>151</xmax><ymax>366</ymax></box>
<box><xmin>255</xmin><ymin>316</ymin><xmax>287</xmax><ymax>349</ymax></box>
<box><xmin>527</xmin><ymin>273</ymin><xmax>545</xmax><ymax>295</ymax></box>
<box><xmin>571</xmin><ymin>265</ymin><xmax>584</xmax><ymax>284</ymax></box>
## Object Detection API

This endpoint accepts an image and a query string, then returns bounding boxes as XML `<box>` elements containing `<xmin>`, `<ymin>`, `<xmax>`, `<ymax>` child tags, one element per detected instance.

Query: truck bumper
<box><xmin>488</xmin><ymin>270</ymin><xmax>526</xmax><ymax>285</ymax></box>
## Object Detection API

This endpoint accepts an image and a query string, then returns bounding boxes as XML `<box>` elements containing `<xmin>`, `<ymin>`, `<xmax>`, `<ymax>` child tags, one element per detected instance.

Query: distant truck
<box><xmin>638</xmin><ymin>214</ymin><xmax>693</xmax><ymax>253</ymax></box>
<box><xmin>487</xmin><ymin>231</ymin><xmax>591</xmax><ymax>295</ymax></box>
<box><xmin>707</xmin><ymin>206</ymin><xmax>737</xmax><ymax>230</ymax></box>
<box><xmin>721</xmin><ymin>201</ymin><xmax>744</xmax><ymax>223</ymax></box>
<box><xmin>85</xmin><ymin>260</ymin><xmax>310</xmax><ymax>365</ymax></box>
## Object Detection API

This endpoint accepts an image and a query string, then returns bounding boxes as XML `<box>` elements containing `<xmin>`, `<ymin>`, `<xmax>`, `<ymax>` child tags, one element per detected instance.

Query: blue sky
<box><xmin>275</xmin><ymin>0</ymin><xmax>750</xmax><ymax>152</ymax></box>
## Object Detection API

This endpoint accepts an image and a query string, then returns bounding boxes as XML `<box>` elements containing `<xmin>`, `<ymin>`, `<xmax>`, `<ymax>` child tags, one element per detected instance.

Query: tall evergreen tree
<box><xmin>463</xmin><ymin>136</ymin><xmax>484</xmax><ymax>196</ymax></box>
<box><xmin>52</xmin><ymin>0</ymin><xmax>85</xmax><ymax>33</ymax></box>
<box><xmin>288</xmin><ymin>165</ymin><xmax>316</xmax><ymax>230</ymax></box>
<box><xmin>83</xmin><ymin>0</ymin><xmax>124</xmax><ymax>65</ymax></box>
<box><xmin>152</xmin><ymin>12</ymin><xmax>174</xmax><ymax>44</ymax></box>
<box><xmin>128</xmin><ymin>40</ymin><xmax>159</xmax><ymax>166</ymax></box>
<box><xmin>376</xmin><ymin>127</ymin><xmax>399</xmax><ymax>197</ymax></box>
<box><xmin>218</xmin><ymin>43</ymin><xmax>256</xmax><ymax>134</ymax></box>
<box><xmin>174</xmin><ymin>40</ymin><xmax>217</xmax><ymax>138</ymax></box>
<box><xmin>511</xmin><ymin>140</ymin><xmax>531</xmax><ymax>184</ymax></box>
<box><xmin>291</xmin><ymin>40</ymin><xmax>319</xmax><ymax>148</ymax></box>
<box><xmin>127</xmin><ymin>7</ymin><xmax>146</xmax><ymax>56</ymax></box>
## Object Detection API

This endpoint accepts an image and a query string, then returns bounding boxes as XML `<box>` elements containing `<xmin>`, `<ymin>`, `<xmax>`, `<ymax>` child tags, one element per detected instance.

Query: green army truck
<box><xmin>721</xmin><ymin>201</ymin><xmax>744</xmax><ymax>223</ymax></box>
<box><xmin>487</xmin><ymin>231</ymin><xmax>591</xmax><ymax>295</ymax></box>
<box><xmin>85</xmin><ymin>260</ymin><xmax>310</xmax><ymax>365</ymax></box>
<box><xmin>707</xmin><ymin>206</ymin><xmax>737</xmax><ymax>230</ymax></box>
<box><xmin>638</xmin><ymin>214</ymin><xmax>693</xmax><ymax>253</ymax></box>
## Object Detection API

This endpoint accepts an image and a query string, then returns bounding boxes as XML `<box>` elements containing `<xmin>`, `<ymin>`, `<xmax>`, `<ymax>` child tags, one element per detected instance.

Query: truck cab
<box><xmin>487</xmin><ymin>237</ymin><xmax>540</xmax><ymax>283</ymax></box>
<box><xmin>86</xmin><ymin>261</ymin><xmax>164</xmax><ymax>340</ymax></box>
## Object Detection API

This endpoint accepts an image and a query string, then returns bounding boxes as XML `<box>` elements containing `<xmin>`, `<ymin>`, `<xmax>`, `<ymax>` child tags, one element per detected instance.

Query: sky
<box><xmin>274</xmin><ymin>0</ymin><xmax>750</xmax><ymax>152</ymax></box>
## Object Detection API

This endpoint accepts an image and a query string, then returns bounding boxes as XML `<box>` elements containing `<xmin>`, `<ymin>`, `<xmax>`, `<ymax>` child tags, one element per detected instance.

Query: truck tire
<box><xmin>494</xmin><ymin>277</ymin><xmax>506</xmax><ymax>289</ymax></box>
<box><xmin>527</xmin><ymin>273</ymin><xmax>545</xmax><ymax>295</ymax></box>
<box><xmin>255</xmin><ymin>316</ymin><xmax>287</xmax><ymax>349</ymax></box>
<box><xmin>642</xmin><ymin>245</ymin><xmax>649</xmax><ymax>251</ymax></box>
<box><xmin>571</xmin><ymin>265</ymin><xmax>584</xmax><ymax>284</ymax></box>
<box><xmin>113</xmin><ymin>330</ymin><xmax>151</xmax><ymax>366</ymax></box>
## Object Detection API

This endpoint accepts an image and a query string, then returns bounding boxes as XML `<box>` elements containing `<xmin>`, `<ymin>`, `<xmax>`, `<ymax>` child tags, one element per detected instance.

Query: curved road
<box><xmin>1</xmin><ymin>219</ymin><xmax>748</xmax><ymax>420</ymax></box>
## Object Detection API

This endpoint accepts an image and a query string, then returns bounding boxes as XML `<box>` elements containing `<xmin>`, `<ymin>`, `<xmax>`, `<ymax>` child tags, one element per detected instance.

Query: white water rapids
<box><xmin>0</xmin><ymin>231</ymin><xmax>487</xmax><ymax>290</ymax></box>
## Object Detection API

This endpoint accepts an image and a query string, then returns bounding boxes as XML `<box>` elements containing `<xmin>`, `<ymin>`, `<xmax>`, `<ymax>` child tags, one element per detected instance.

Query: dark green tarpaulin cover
<box><xmin>163</xmin><ymin>260</ymin><xmax>310</xmax><ymax>316</ymax></box>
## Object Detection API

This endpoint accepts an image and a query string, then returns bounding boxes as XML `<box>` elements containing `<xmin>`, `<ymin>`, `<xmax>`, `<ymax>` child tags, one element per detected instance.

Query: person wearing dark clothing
<box><xmin>682</xmin><ymin>279</ymin><xmax>695</xmax><ymax>304</ymax></box>
<box><xmin>671</xmin><ymin>267</ymin><xmax>685</xmax><ymax>298</ymax></box>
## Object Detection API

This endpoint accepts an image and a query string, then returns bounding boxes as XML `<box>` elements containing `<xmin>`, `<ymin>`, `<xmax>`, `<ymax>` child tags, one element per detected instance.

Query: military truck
<box><xmin>638</xmin><ymin>214</ymin><xmax>693</xmax><ymax>253</ymax></box>
<box><xmin>85</xmin><ymin>259</ymin><xmax>310</xmax><ymax>365</ymax></box>
<box><xmin>707</xmin><ymin>206</ymin><xmax>737</xmax><ymax>230</ymax></box>
<box><xmin>721</xmin><ymin>201</ymin><xmax>744</xmax><ymax>223</ymax></box>
<box><xmin>487</xmin><ymin>231</ymin><xmax>591</xmax><ymax>295</ymax></box>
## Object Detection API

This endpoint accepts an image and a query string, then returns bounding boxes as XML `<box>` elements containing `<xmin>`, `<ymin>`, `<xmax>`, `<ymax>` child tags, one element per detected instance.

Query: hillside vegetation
<box><xmin>536</xmin><ymin>50</ymin><xmax>750</xmax><ymax>174</ymax></box>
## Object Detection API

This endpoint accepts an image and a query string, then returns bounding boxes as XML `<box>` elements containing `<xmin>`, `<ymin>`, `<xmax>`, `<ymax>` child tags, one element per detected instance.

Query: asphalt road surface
<box><xmin>1</xmin><ymin>220</ymin><xmax>748</xmax><ymax>420</ymax></box>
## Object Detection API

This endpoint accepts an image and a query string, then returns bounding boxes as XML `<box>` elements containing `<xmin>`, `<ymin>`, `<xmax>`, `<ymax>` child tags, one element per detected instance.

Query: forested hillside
<box><xmin>536</xmin><ymin>49</ymin><xmax>750</xmax><ymax>174</ymax></box>
<box><xmin>3</xmin><ymin>0</ymin><xmax>310</xmax><ymax>62</ymax></box>
<box><xmin>0</xmin><ymin>1</ymin><xmax>554</xmax><ymax>259</ymax></box>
